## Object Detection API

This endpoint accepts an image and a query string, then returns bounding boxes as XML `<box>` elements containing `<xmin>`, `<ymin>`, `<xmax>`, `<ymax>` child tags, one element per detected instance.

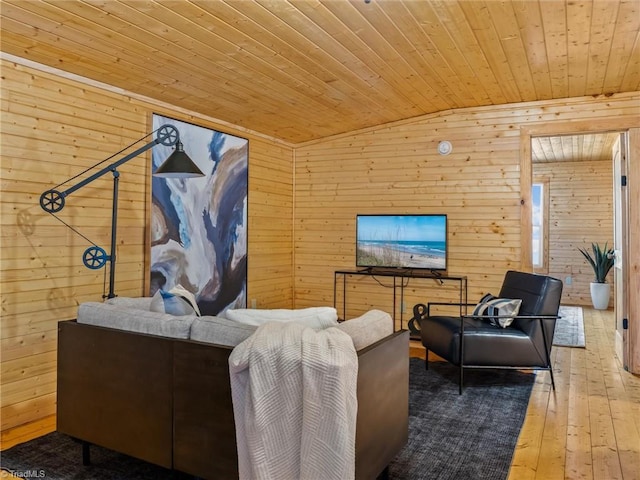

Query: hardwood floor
<box><xmin>410</xmin><ymin>307</ymin><xmax>639</xmax><ymax>479</ymax></box>
<box><xmin>0</xmin><ymin>414</ymin><xmax>56</xmax><ymax>451</ymax></box>
<box><xmin>508</xmin><ymin>307</ymin><xmax>640</xmax><ymax>480</ymax></box>
<box><xmin>3</xmin><ymin>307</ymin><xmax>639</xmax><ymax>480</ymax></box>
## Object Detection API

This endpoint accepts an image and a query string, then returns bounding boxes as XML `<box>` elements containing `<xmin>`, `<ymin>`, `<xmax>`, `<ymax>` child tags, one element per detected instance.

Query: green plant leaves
<box><xmin>578</xmin><ymin>242</ymin><xmax>614</xmax><ymax>283</ymax></box>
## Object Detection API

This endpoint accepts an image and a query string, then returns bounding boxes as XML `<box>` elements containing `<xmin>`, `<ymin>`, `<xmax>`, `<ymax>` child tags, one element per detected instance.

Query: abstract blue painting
<box><xmin>150</xmin><ymin>114</ymin><xmax>247</xmax><ymax>315</ymax></box>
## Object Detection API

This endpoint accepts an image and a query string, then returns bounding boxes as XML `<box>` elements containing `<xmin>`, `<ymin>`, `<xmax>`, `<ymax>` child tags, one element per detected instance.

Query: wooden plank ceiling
<box><xmin>1</xmin><ymin>0</ymin><xmax>639</xmax><ymax>145</ymax></box>
<box><xmin>531</xmin><ymin>132</ymin><xmax>620</xmax><ymax>163</ymax></box>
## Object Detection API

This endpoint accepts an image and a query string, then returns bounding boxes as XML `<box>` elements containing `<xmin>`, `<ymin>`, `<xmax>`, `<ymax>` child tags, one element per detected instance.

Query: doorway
<box><xmin>531</xmin><ymin>132</ymin><xmax>619</xmax><ymax>307</ymax></box>
<box><xmin>520</xmin><ymin>120</ymin><xmax>638</xmax><ymax>373</ymax></box>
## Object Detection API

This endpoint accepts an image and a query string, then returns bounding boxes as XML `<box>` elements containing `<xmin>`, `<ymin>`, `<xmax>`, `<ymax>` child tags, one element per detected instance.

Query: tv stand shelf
<box><xmin>334</xmin><ymin>269</ymin><xmax>467</xmax><ymax>339</ymax></box>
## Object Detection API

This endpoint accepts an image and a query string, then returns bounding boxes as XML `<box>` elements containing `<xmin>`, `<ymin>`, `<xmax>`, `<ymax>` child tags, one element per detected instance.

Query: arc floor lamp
<box><xmin>39</xmin><ymin>124</ymin><xmax>204</xmax><ymax>299</ymax></box>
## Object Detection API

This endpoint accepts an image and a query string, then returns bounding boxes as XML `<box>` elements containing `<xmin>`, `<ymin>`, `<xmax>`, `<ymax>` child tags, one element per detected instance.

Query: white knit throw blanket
<box><xmin>229</xmin><ymin>321</ymin><xmax>358</xmax><ymax>480</ymax></box>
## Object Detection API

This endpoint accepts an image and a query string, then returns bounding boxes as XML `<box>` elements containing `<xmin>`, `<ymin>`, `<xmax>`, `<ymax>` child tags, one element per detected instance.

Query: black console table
<box><xmin>334</xmin><ymin>269</ymin><xmax>467</xmax><ymax>339</ymax></box>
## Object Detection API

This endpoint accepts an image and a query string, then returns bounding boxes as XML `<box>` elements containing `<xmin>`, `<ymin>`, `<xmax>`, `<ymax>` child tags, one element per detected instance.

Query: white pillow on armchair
<box><xmin>221</xmin><ymin>307</ymin><xmax>338</xmax><ymax>330</ymax></box>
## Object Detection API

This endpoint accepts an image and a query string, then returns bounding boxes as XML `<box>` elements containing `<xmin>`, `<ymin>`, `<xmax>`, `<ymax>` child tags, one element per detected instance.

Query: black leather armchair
<box><xmin>418</xmin><ymin>270</ymin><xmax>563</xmax><ymax>394</ymax></box>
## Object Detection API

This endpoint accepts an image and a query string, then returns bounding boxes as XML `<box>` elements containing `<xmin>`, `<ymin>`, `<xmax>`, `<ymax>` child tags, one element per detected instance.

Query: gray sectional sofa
<box><xmin>57</xmin><ymin>299</ymin><xmax>409</xmax><ymax>479</ymax></box>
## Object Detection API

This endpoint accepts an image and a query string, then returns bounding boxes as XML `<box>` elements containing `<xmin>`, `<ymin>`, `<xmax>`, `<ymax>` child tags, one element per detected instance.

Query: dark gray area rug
<box><xmin>1</xmin><ymin>434</ymin><xmax>176</xmax><ymax>480</ymax></box>
<box><xmin>1</xmin><ymin>358</ymin><xmax>534</xmax><ymax>480</ymax></box>
<box><xmin>388</xmin><ymin>358</ymin><xmax>535</xmax><ymax>480</ymax></box>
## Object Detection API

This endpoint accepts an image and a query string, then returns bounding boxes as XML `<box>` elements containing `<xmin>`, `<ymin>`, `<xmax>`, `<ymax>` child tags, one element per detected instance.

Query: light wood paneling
<box><xmin>1</xmin><ymin>0</ymin><xmax>638</xmax><ymax>144</ymax></box>
<box><xmin>0</xmin><ymin>60</ymin><xmax>294</xmax><ymax>433</ymax></box>
<box><xmin>532</xmin><ymin>133</ymin><xmax>619</xmax><ymax>163</ymax></box>
<box><xmin>293</xmin><ymin>93</ymin><xmax>640</xmax><ymax>316</ymax></box>
<box><xmin>534</xmin><ymin>159</ymin><xmax>614</xmax><ymax>306</ymax></box>
<box><xmin>2</xmin><ymin>56</ymin><xmax>639</xmax><ymax>448</ymax></box>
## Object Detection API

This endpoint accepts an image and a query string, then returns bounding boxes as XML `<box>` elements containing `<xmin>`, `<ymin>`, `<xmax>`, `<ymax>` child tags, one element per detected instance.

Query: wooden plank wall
<box><xmin>293</xmin><ymin>92</ymin><xmax>640</xmax><ymax>331</ymax></box>
<box><xmin>0</xmin><ymin>60</ymin><xmax>294</xmax><ymax>436</ymax></box>
<box><xmin>2</xmin><ymin>57</ymin><xmax>639</xmax><ymax>436</ymax></box>
<box><xmin>534</xmin><ymin>159</ymin><xmax>614</xmax><ymax>307</ymax></box>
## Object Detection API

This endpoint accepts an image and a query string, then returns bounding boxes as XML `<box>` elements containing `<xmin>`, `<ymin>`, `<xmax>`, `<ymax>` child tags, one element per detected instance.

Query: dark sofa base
<box><xmin>57</xmin><ymin>320</ymin><xmax>409</xmax><ymax>479</ymax></box>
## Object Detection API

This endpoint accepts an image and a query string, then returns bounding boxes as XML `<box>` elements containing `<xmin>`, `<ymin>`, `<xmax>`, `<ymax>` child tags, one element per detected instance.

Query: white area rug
<box><xmin>554</xmin><ymin>306</ymin><xmax>586</xmax><ymax>348</ymax></box>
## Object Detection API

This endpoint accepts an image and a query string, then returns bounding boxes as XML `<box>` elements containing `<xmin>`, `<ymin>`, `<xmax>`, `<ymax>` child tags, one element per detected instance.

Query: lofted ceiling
<box><xmin>1</xmin><ymin>0</ymin><xmax>639</xmax><ymax>145</ymax></box>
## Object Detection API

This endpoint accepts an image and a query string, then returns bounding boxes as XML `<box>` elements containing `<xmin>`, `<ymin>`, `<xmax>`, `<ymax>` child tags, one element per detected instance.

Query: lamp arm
<box><xmin>70</xmin><ymin>140</ymin><xmax>159</xmax><ymax>196</ymax></box>
<box><xmin>39</xmin><ymin>124</ymin><xmax>179</xmax><ymax>213</ymax></box>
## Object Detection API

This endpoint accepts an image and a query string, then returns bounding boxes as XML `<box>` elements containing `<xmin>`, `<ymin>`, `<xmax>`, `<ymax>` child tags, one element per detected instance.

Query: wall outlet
<box><xmin>251</xmin><ymin>299</ymin><xmax>257</xmax><ymax>309</ymax></box>
<box><xmin>565</xmin><ymin>276</ymin><xmax>573</xmax><ymax>286</ymax></box>
<box><xmin>401</xmin><ymin>300</ymin><xmax>407</xmax><ymax>313</ymax></box>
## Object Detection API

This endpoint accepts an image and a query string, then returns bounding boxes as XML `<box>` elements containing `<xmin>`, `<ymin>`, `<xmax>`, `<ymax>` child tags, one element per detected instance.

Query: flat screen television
<box><xmin>356</xmin><ymin>214</ymin><xmax>447</xmax><ymax>271</ymax></box>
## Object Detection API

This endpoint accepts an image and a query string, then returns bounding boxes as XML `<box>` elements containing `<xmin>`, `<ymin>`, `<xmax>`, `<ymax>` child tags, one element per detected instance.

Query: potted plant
<box><xmin>578</xmin><ymin>242</ymin><xmax>615</xmax><ymax>310</ymax></box>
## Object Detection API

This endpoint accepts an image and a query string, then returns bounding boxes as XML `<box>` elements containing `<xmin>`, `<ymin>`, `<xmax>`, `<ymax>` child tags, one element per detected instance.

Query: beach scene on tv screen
<box><xmin>357</xmin><ymin>215</ymin><xmax>446</xmax><ymax>269</ymax></box>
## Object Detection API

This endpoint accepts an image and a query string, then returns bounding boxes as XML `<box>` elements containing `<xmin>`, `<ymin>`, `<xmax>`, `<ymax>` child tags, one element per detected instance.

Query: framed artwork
<box><xmin>150</xmin><ymin>114</ymin><xmax>248</xmax><ymax>315</ymax></box>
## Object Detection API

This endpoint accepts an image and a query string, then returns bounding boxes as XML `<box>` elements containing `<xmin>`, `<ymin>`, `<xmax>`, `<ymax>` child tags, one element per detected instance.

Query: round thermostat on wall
<box><xmin>437</xmin><ymin>141</ymin><xmax>452</xmax><ymax>155</ymax></box>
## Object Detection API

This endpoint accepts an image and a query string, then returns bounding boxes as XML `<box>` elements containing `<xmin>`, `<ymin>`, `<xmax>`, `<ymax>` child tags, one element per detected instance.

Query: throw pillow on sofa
<box><xmin>221</xmin><ymin>307</ymin><xmax>338</xmax><ymax>329</ymax></box>
<box><xmin>150</xmin><ymin>285</ymin><xmax>201</xmax><ymax>317</ymax></box>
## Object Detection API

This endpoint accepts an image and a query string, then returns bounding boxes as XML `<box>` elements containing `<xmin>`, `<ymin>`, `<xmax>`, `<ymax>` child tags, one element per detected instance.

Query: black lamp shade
<box><xmin>154</xmin><ymin>142</ymin><xmax>204</xmax><ymax>178</ymax></box>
